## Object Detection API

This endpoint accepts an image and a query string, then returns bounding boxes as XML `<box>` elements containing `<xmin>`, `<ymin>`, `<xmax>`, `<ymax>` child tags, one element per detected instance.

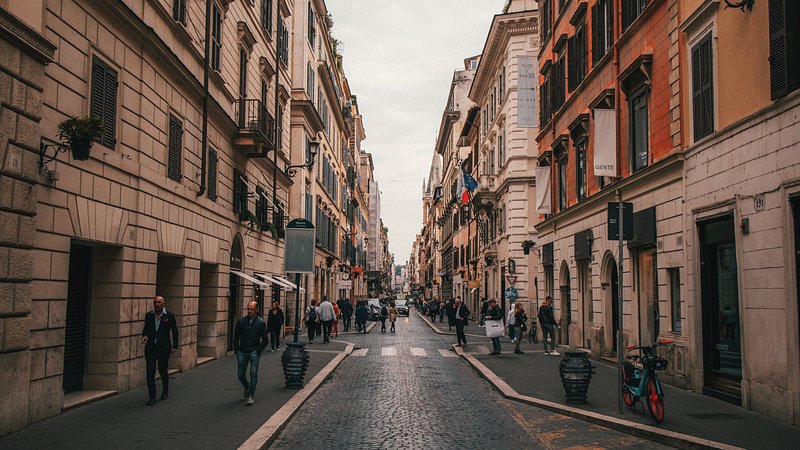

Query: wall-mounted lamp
<box><xmin>286</xmin><ymin>140</ymin><xmax>319</xmax><ymax>177</ymax></box>
<box><xmin>39</xmin><ymin>140</ymin><xmax>69</xmax><ymax>173</ymax></box>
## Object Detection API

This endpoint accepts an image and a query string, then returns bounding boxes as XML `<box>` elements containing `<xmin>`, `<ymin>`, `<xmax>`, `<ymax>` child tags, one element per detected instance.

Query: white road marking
<box><xmin>410</xmin><ymin>347</ymin><xmax>427</xmax><ymax>357</ymax></box>
<box><xmin>381</xmin><ymin>347</ymin><xmax>397</xmax><ymax>356</ymax></box>
<box><xmin>438</xmin><ymin>349</ymin><xmax>458</xmax><ymax>358</ymax></box>
<box><xmin>351</xmin><ymin>349</ymin><xmax>369</xmax><ymax>356</ymax></box>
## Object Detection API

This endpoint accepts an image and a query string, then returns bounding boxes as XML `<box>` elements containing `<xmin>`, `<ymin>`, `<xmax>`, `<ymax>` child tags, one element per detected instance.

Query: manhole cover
<box><xmin>687</xmin><ymin>413</ymin><xmax>745</xmax><ymax>420</ymax></box>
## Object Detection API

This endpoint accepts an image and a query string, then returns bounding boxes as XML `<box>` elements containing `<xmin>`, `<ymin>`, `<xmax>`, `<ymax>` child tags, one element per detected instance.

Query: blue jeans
<box><xmin>237</xmin><ymin>350</ymin><xmax>261</xmax><ymax>397</ymax></box>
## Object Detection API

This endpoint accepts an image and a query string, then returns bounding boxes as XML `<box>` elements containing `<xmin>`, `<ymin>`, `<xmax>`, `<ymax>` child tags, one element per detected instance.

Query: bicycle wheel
<box><xmin>645</xmin><ymin>376</ymin><xmax>665</xmax><ymax>423</ymax></box>
<box><xmin>622</xmin><ymin>387</ymin><xmax>636</xmax><ymax>407</ymax></box>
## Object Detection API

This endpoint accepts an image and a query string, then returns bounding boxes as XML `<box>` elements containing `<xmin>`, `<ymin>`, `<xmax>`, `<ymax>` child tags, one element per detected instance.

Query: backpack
<box><xmin>306</xmin><ymin>307</ymin><xmax>318</xmax><ymax>323</ymax></box>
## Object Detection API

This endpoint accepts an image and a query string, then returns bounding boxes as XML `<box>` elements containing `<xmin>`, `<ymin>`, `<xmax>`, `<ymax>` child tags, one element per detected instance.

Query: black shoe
<box><xmin>514</xmin><ymin>350</ymin><xmax>524</xmax><ymax>354</ymax></box>
<box><xmin>160</xmin><ymin>393</ymin><xmax>168</xmax><ymax>400</ymax></box>
<box><xmin>147</xmin><ymin>399</ymin><xmax>155</xmax><ymax>406</ymax></box>
<box><xmin>489</xmin><ymin>351</ymin><xmax>498</xmax><ymax>356</ymax></box>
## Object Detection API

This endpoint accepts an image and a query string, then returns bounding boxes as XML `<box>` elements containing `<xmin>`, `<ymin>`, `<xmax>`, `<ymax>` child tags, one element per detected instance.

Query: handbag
<box><xmin>485</xmin><ymin>319</ymin><xmax>504</xmax><ymax>338</ymax></box>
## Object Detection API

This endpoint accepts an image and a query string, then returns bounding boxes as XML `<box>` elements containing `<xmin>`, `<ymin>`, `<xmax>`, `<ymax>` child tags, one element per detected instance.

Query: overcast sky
<box><xmin>326</xmin><ymin>0</ymin><xmax>506</xmax><ymax>266</ymax></box>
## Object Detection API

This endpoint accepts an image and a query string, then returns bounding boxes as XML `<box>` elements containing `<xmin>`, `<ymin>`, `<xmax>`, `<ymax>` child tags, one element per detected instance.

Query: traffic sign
<box><xmin>607</xmin><ymin>202</ymin><xmax>633</xmax><ymax>241</ymax></box>
<box><xmin>285</xmin><ymin>219</ymin><xmax>315</xmax><ymax>273</ymax></box>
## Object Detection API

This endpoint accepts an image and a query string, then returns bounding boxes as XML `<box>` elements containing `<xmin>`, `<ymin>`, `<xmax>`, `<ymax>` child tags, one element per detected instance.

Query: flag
<box><xmin>464</xmin><ymin>172</ymin><xmax>478</xmax><ymax>192</ymax></box>
<box><xmin>459</xmin><ymin>170</ymin><xmax>477</xmax><ymax>205</ymax></box>
<box><xmin>456</xmin><ymin>169</ymin><xmax>467</xmax><ymax>204</ymax></box>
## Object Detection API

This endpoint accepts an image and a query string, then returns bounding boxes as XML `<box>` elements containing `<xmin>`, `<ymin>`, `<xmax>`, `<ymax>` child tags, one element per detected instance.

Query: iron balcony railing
<box><xmin>235</xmin><ymin>99</ymin><xmax>277</xmax><ymax>151</ymax></box>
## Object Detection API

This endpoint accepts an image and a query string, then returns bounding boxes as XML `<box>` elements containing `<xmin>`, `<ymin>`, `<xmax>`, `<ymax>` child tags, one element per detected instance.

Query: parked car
<box><xmin>395</xmin><ymin>299</ymin><xmax>409</xmax><ymax>316</ymax></box>
<box><xmin>367</xmin><ymin>298</ymin><xmax>381</xmax><ymax>320</ymax></box>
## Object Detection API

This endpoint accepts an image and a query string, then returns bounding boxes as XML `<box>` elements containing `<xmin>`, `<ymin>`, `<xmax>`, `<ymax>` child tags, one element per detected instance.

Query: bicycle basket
<box><xmin>643</xmin><ymin>356</ymin><xmax>668</xmax><ymax>371</ymax></box>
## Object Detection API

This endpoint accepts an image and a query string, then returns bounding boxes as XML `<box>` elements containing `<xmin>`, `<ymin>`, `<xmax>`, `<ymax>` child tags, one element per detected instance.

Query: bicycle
<box><xmin>622</xmin><ymin>340</ymin><xmax>672</xmax><ymax>423</ymax></box>
<box><xmin>527</xmin><ymin>317</ymin><xmax>538</xmax><ymax>344</ymax></box>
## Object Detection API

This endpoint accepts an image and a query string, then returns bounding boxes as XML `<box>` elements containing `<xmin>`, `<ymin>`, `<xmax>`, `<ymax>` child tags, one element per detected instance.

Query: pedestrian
<box><xmin>141</xmin><ymin>295</ymin><xmax>179</xmax><ymax>405</ymax></box>
<box><xmin>341</xmin><ymin>300</ymin><xmax>353</xmax><ymax>332</ymax></box>
<box><xmin>305</xmin><ymin>299</ymin><xmax>321</xmax><ymax>344</ymax></box>
<box><xmin>355</xmin><ymin>300</ymin><xmax>368</xmax><ymax>334</ymax></box>
<box><xmin>388</xmin><ymin>302</ymin><xmax>398</xmax><ymax>332</ymax></box>
<box><xmin>233</xmin><ymin>301</ymin><xmax>269</xmax><ymax>406</ymax></box>
<box><xmin>513</xmin><ymin>303</ymin><xmax>527</xmax><ymax>354</ymax></box>
<box><xmin>318</xmin><ymin>296</ymin><xmax>335</xmax><ymax>343</ymax></box>
<box><xmin>446</xmin><ymin>300</ymin><xmax>456</xmax><ymax>331</ymax></box>
<box><xmin>538</xmin><ymin>296</ymin><xmax>559</xmax><ymax>355</ymax></box>
<box><xmin>507</xmin><ymin>303</ymin><xmax>517</xmax><ymax>342</ymax></box>
<box><xmin>485</xmin><ymin>299</ymin><xmax>503</xmax><ymax>356</ymax></box>
<box><xmin>452</xmin><ymin>296</ymin><xmax>469</xmax><ymax>347</ymax></box>
<box><xmin>266</xmin><ymin>300</ymin><xmax>284</xmax><ymax>351</ymax></box>
<box><xmin>379</xmin><ymin>302</ymin><xmax>388</xmax><ymax>333</ymax></box>
<box><xmin>479</xmin><ymin>298</ymin><xmax>488</xmax><ymax>327</ymax></box>
<box><xmin>438</xmin><ymin>299</ymin><xmax>446</xmax><ymax>323</ymax></box>
<box><xmin>332</xmin><ymin>302</ymin><xmax>340</xmax><ymax>338</ymax></box>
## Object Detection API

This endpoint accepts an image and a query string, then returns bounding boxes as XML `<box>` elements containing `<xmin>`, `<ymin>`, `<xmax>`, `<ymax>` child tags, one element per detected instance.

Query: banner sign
<box><xmin>518</xmin><ymin>56</ymin><xmax>537</xmax><ymax>128</ymax></box>
<box><xmin>594</xmin><ymin>109</ymin><xmax>617</xmax><ymax>177</ymax></box>
<box><xmin>535</xmin><ymin>166</ymin><xmax>551</xmax><ymax>214</ymax></box>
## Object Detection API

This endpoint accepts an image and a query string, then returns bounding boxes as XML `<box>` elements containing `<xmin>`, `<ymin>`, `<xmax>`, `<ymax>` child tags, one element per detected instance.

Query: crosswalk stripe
<box><xmin>438</xmin><ymin>349</ymin><xmax>458</xmax><ymax>358</ymax></box>
<box><xmin>410</xmin><ymin>347</ymin><xmax>427</xmax><ymax>357</ymax></box>
<box><xmin>351</xmin><ymin>349</ymin><xmax>368</xmax><ymax>356</ymax></box>
<box><xmin>467</xmin><ymin>345</ymin><xmax>490</xmax><ymax>354</ymax></box>
<box><xmin>381</xmin><ymin>347</ymin><xmax>397</xmax><ymax>356</ymax></box>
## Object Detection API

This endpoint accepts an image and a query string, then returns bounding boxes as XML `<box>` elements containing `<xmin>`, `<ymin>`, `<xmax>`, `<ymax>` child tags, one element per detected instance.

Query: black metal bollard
<box><xmin>281</xmin><ymin>342</ymin><xmax>309</xmax><ymax>388</ymax></box>
<box><xmin>558</xmin><ymin>350</ymin><xmax>595</xmax><ymax>404</ymax></box>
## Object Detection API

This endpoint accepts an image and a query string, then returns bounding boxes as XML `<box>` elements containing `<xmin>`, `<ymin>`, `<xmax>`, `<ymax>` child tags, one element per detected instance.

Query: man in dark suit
<box><xmin>234</xmin><ymin>301</ymin><xmax>269</xmax><ymax>406</ymax></box>
<box><xmin>141</xmin><ymin>295</ymin><xmax>179</xmax><ymax>405</ymax></box>
<box><xmin>451</xmin><ymin>296</ymin><xmax>470</xmax><ymax>347</ymax></box>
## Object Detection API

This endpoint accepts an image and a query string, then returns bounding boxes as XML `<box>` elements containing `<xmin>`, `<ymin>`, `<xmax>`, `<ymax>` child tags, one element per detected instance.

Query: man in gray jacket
<box><xmin>234</xmin><ymin>301</ymin><xmax>269</xmax><ymax>405</ymax></box>
<box><xmin>318</xmin><ymin>296</ymin><xmax>335</xmax><ymax>343</ymax></box>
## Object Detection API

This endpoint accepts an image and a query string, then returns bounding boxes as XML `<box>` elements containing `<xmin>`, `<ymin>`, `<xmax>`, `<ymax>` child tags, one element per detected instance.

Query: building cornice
<box><xmin>0</xmin><ymin>8</ymin><xmax>55</xmax><ymax>64</ymax></box>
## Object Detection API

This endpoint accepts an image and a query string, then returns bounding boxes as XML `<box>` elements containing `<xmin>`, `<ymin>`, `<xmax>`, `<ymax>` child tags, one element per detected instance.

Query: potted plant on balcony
<box><xmin>522</xmin><ymin>240</ymin><xmax>536</xmax><ymax>255</ymax></box>
<box><xmin>325</xmin><ymin>256</ymin><xmax>335</xmax><ymax>268</ymax></box>
<box><xmin>239</xmin><ymin>210</ymin><xmax>259</xmax><ymax>231</ymax></box>
<box><xmin>57</xmin><ymin>115</ymin><xmax>103</xmax><ymax>161</ymax></box>
<box><xmin>263</xmin><ymin>222</ymin><xmax>278</xmax><ymax>239</ymax></box>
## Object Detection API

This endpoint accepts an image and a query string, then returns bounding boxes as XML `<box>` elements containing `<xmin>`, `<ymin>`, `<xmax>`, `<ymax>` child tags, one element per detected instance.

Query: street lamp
<box><xmin>286</xmin><ymin>140</ymin><xmax>319</xmax><ymax>177</ymax></box>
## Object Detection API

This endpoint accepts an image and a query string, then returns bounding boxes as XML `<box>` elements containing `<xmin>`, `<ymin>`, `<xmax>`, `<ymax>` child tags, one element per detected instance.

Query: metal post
<box><xmin>617</xmin><ymin>194</ymin><xmax>624</xmax><ymax>414</ymax></box>
<box><xmin>293</xmin><ymin>272</ymin><xmax>301</xmax><ymax>343</ymax></box>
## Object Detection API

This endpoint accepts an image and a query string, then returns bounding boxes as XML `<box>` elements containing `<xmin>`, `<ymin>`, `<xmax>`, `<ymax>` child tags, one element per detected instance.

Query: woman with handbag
<box><xmin>484</xmin><ymin>299</ymin><xmax>503</xmax><ymax>356</ymax></box>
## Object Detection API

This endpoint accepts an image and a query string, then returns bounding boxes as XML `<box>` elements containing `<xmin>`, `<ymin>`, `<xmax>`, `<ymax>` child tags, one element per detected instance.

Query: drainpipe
<box><xmin>196</xmin><ymin>0</ymin><xmax>211</xmax><ymax>198</ymax></box>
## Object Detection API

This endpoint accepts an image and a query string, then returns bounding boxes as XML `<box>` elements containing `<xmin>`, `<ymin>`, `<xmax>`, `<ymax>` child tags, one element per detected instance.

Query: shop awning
<box><xmin>231</xmin><ymin>270</ymin><xmax>269</xmax><ymax>289</ymax></box>
<box><xmin>470</xmin><ymin>288</ymin><xmax>478</xmax><ymax>293</ymax></box>
<box><xmin>255</xmin><ymin>273</ymin><xmax>305</xmax><ymax>293</ymax></box>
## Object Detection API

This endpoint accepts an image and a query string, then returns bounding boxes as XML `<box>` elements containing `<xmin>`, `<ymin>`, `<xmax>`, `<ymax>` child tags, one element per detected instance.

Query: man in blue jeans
<box><xmin>234</xmin><ymin>301</ymin><xmax>269</xmax><ymax>406</ymax></box>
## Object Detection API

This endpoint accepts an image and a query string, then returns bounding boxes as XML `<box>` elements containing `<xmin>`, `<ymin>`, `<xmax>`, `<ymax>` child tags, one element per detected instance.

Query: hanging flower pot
<box><xmin>325</xmin><ymin>256</ymin><xmax>334</xmax><ymax>268</ymax></box>
<box><xmin>522</xmin><ymin>240</ymin><xmax>536</xmax><ymax>255</ymax></box>
<box><xmin>57</xmin><ymin>116</ymin><xmax>103</xmax><ymax>162</ymax></box>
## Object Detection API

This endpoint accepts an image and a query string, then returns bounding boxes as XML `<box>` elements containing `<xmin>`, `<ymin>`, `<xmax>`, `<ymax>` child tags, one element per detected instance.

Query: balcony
<box><xmin>472</xmin><ymin>174</ymin><xmax>497</xmax><ymax>212</ymax></box>
<box><xmin>233</xmin><ymin>99</ymin><xmax>276</xmax><ymax>157</ymax></box>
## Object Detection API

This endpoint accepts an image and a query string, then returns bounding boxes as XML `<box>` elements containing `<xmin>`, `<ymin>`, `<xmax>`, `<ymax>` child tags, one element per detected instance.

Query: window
<box><xmin>172</xmin><ymin>0</ymin><xmax>186</xmax><ymax>25</ymax></box>
<box><xmin>576</xmin><ymin>140</ymin><xmax>586</xmax><ymax>201</ymax></box>
<box><xmin>207</xmin><ymin>148</ymin><xmax>218</xmax><ymax>201</ymax></box>
<box><xmin>499</xmin><ymin>66</ymin><xmax>505</xmax><ymax>102</ymax></box>
<box><xmin>568</xmin><ymin>16</ymin><xmax>587</xmax><ymax>92</ymax></box>
<box><xmin>261</xmin><ymin>0</ymin><xmax>272</xmax><ymax>35</ymax></box>
<box><xmin>307</xmin><ymin>63</ymin><xmax>315</xmax><ymax>102</ymax></box>
<box><xmin>622</xmin><ymin>0</ymin><xmax>648</xmax><ymax>32</ymax></box>
<box><xmin>90</xmin><ymin>57</ymin><xmax>117</xmax><ymax>149</ymax></box>
<box><xmin>489</xmin><ymin>146</ymin><xmax>495</xmax><ymax>174</ymax></box>
<box><xmin>668</xmin><ymin>268</ymin><xmax>681</xmax><ymax>332</ymax></box>
<box><xmin>255</xmin><ymin>186</ymin><xmax>267</xmax><ymax>229</ymax></box>
<box><xmin>691</xmin><ymin>33</ymin><xmax>714</xmax><ymax>141</ymax></box>
<box><xmin>211</xmin><ymin>2</ymin><xmax>222</xmax><ymax>71</ymax></box>
<box><xmin>308</xmin><ymin>3</ymin><xmax>316</xmax><ymax>45</ymax></box>
<box><xmin>542</xmin><ymin>0</ymin><xmax>551</xmax><ymax>43</ymax></box>
<box><xmin>277</xmin><ymin>19</ymin><xmax>288</xmax><ymax>65</ymax></box>
<box><xmin>497</xmin><ymin>131</ymin><xmax>504</xmax><ymax>168</ymax></box>
<box><xmin>552</xmin><ymin>49</ymin><xmax>566</xmax><ymax>113</ymax></box>
<box><xmin>274</xmin><ymin>201</ymin><xmax>285</xmax><ymax>237</ymax></box>
<box><xmin>558</xmin><ymin>154</ymin><xmax>567</xmax><ymax>211</ymax></box>
<box><xmin>167</xmin><ymin>114</ymin><xmax>183</xmax><ymax>182</ymax></box>
<box><xmin>233</xmin><ymin>168</ymin><xmax>248</xmax><ymax>217</ymax></box>
<box><xmin>768</xmin><ymin>0</ymin><xmax>800</xmax><ymax>99</ymax></box>
<box><xmin>592</xmin><ymin>0</ymin><xmax>613</xmax><ymax>65</ymax></box>
<box><xmin>540</xmin><ymin>69</ymin><xmax>551</xmax><ymax>126</ymax></box>
<box><xmin>630</xmin><ymin>90</ymin><xmax>649</xmax><ymax>172</ymax></box>
<box><xmin>239</xmin><ymin>47</ymin><xmax>248</xmax><ymax>100</ymax></box>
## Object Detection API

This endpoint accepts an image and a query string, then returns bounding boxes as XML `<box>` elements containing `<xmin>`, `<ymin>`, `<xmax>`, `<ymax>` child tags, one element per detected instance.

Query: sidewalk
<box><xmin>418</xmin><ymin>311</ymin><xmax>800</xmax><ymax>449</ymax></box>
<box><xmin>0</xmin><ymin>340</ymin><xmax>352</xmax><ymax>450</ymax></box>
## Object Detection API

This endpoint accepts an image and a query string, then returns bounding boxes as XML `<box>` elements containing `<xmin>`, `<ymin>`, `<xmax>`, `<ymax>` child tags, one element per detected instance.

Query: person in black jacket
<box><xmin>355</xmin><ymin>301</ymin><xmax>368</xmax><ymax>334</ymax></box>
<box><xmin>234</xmin><ymin>301</ymin><xmax>269</xmax><ymax>406</ymax></box>
<box><xmin>141</xmin><ymin>295</ymin><xmax>179</xmax><ymax>405</ymax></box>
<box><xmin>538</xmin><ymin>296</ymin><xmax>559</xmax><ymax>356</ymax></box>
<box><xmin>266</xmin><ymin>300</ymin><xmax>284</xmax><ymax>352</ymax></box>
<box><xmin>451</xmin><ymin>297</ymin><xmax>469</xmax><ymax>347</ymax></box>
<box><xmin>484</xmin><ymin>299</ymin><xmax>503</xmax><ymax>356</ymax></box>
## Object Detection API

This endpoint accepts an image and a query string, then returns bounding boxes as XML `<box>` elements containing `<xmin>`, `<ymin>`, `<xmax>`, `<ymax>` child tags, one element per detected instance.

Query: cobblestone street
<box><xmin>269</xmin><ymin>314</ymin><xmax>672</xmax><ymax>449</ymax></box>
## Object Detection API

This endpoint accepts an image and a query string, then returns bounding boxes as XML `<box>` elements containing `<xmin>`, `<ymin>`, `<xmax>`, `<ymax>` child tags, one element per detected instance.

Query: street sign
<box><xmin>607</xmin><ymin>202</ymin><xmax>633</xmax><ymax>241</ymax></box>
<box><xmin>284</xmin><ymin>218</ymin><xmax>315</xmax><ymax>273</ymax></box>
<box><xmin>507</xmin><ymin>258</ymin><xmax>516</xmax><ymax>274</ymax></box>
<box><xmin>337</xmin><ymin>280</ymin><xmax>352</xmax><ymax>289</ymax></box>
<box><xmin>505</xmin><ymin>286</ymin><xmax>518</xmax><ymax>301</ymax></box>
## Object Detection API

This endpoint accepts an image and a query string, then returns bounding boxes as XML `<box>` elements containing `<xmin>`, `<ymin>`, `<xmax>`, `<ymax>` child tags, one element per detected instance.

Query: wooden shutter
<box><xmin>233</xmin><ymin>168</ymin><xmax>243</xmax><ymax>215</ymax></box>
<box><xmin>168</xmin><ymin>115</ymin><xmax>183</xmax><ymax>181</ymax></box>
<box><xmin>91</xmin><ymin>57</ymin><xmax>117</xmax><ymax>149</ymax></box>
<box><xmin>207</xmin><ymin>148</ymin><xmax>218</xmax><ymax>201</ymax></box>
<box><xmin>769</xmin><ymin>0</ymin><xmax>788</xmax><ymax>99</ymax></box>
<box><xmin>568</xmin><ymin>36</ymin><xmax>576</xmax><ymax>92</ymax></box>
<box><xmin>591</xmin><ymin>4</ymin><xmax>600</xmax><ymax>65</ymax></box>
<box><xmin>692</xmin><ymin>35</ymin><xmax>714</xmax><ymax>141</ymax></box>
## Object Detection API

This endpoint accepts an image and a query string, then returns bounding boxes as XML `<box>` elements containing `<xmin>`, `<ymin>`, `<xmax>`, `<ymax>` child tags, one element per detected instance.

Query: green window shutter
<box><xmin>233</xmin><ymin>168</ymin><xmax>242</xmax><ymax>216</ymax></box>
<box><xmin>91</xmin><ymin>57</ymin><xmax>117</xmax><ymax>149</ymax></box>
<box><xmin>168</xmin><ymin>115</ymin><xmax>183</xmax><ymax>182</ymax></box>
<box><xmin>769</xmin><ymin>0</ymin><xmax>788</xmax><ymax>99</ymax></box>
<box><xmin>692</xmin><ymin>35</ymin><xmax>714</xmax><ymax>141</ymax></box>
<box><xmin>591</xmin><ymin>4</ymin><xmax>600</xmax><ymax>65</ymax></box>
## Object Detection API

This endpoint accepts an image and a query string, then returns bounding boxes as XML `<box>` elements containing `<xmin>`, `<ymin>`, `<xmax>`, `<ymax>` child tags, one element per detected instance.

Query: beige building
<box><xmin>470</xmin><ymin>1</ymin><xmax>540</xmax><ymax>318</ymax></box>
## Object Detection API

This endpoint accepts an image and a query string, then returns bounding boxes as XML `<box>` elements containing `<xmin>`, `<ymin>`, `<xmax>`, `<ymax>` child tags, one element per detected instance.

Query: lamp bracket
<box><xmin>723</xmin><ymin>0</ymin><xmax>754</xmax><ymax>11</ymax></box>
<box><xmin>39</xmin><ymin>139</ymin><xmax>69</xmax><ymax>173</ymax></box>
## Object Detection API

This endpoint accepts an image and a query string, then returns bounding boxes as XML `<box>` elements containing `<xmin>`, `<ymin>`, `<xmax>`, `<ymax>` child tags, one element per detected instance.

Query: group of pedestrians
<box><xmin>305</xmin><ymin>296</ymin><xmax>337</xmax><ymax>344</ymax></box>
<box><xmin>477</xmin><ymin>295</ymin><xmax>559</xmax><ymax>357</ymax></box>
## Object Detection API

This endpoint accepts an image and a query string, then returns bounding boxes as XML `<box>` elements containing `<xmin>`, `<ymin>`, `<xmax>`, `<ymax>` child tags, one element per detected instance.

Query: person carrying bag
<box><xmin>484</xmin><ymin>299</ymin><xmax>503</xmax><ymax>356</ymax></box>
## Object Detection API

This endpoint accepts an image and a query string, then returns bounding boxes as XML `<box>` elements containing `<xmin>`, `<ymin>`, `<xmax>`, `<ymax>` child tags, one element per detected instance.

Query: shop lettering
<box><xmin>715</xmin><ymin>343</ymin><xmax>729</xmax><ymax>351</ymax></box>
